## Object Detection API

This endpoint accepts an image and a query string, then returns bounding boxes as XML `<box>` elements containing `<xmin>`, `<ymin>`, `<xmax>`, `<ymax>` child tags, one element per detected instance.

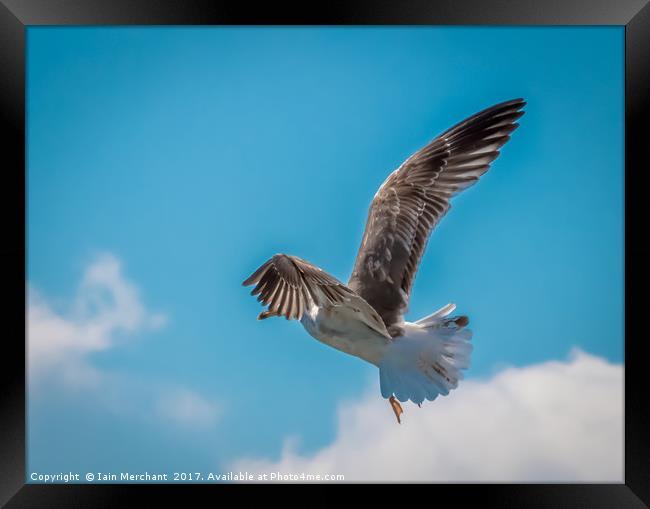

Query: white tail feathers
<box><xmin>378</xmin><ymin>304</ymin><xmax>473</xmax><ymax>405</ymax></box>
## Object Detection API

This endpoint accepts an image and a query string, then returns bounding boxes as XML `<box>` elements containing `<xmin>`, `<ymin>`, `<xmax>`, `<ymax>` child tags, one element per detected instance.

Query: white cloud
<box><xmin>231</xmin><ymin>349</ymin><xmax>623</xmax><ymax>482</ymax></box>
<box><xmin>28</xmin><ymin>253</ymin><xmax>165</xmax><ymax>384</ymax></box>
<box><xmin>155</xmin><ymin>388</ymin><xmax>221</xmax><ymax>429</ymax></box>
<box><xmin>27</xmin><ymin>253</ymin><xmax>219</xmax><ymax>431</ymax></box>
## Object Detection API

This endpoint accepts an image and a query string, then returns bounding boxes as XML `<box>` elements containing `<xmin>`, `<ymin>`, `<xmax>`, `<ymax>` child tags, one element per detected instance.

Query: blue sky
<box><xmin>27</xmin><ymin>26</ymin><xmax>623</xmax><ymax>480</ymax></box>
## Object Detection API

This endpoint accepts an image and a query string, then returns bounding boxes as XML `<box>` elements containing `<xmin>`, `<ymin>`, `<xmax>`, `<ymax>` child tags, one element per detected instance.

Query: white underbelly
<box><xmin>300</xmin><ymin>304</ymin><xmax>390</xmax><ymax>366</ymax></box>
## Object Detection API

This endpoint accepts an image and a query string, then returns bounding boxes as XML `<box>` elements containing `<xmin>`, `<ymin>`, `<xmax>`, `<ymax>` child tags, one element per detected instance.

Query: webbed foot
<box><xmin>389</xmin><ymin>395</ymin><xmax>403</xmax><ymax>424</ymax></box>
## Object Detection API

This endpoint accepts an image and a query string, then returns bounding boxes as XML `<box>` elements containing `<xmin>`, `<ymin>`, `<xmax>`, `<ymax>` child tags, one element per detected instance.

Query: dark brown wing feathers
<box><xmin>348</xmin><ymin>98</ymin><xmax>525</xmax><ymax>331</ymax></box>
<box><xmin>243</xmin><ymin>254</ymin><xmax>353</xmax><ymax>320</ymax></box>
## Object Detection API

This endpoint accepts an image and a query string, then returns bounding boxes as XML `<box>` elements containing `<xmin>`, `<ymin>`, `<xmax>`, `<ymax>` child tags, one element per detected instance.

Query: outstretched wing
<box><xmin>348</xmin><ymin>98</ymin><xmax>526</xmax><ymax>333</ymax></box>
<box><xmin>243</xmin><ymin>254</ymin><xmax>355</xmax><ymax>321</ymax></box>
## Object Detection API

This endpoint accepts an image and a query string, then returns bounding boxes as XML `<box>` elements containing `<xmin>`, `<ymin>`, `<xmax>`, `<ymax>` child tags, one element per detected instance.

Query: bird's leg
<box><xmin>389</xmin><ymin>395</ymin><xmax>403</xmax><ymax>424</ymax></box>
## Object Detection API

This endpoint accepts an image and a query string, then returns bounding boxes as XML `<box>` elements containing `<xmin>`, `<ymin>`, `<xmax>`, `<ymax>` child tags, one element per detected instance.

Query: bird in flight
<box><xmin>243</xmin><ymin>98</ymin><xmax>525</xmax><ymax>423</ymax></box>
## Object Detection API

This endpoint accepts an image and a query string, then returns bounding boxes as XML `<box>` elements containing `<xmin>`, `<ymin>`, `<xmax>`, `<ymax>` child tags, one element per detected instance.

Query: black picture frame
<box><xmin>1</xmin><ymin>1</ymin><xmax>648</xmax><ymax>506</ymax></box>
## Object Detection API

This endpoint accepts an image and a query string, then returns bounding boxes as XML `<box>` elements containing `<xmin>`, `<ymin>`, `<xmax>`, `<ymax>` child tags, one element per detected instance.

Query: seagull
<box><xmin>243</xmin><ymin>98</ymin><xmax>525</xmax><ymax>423</ymax></box>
